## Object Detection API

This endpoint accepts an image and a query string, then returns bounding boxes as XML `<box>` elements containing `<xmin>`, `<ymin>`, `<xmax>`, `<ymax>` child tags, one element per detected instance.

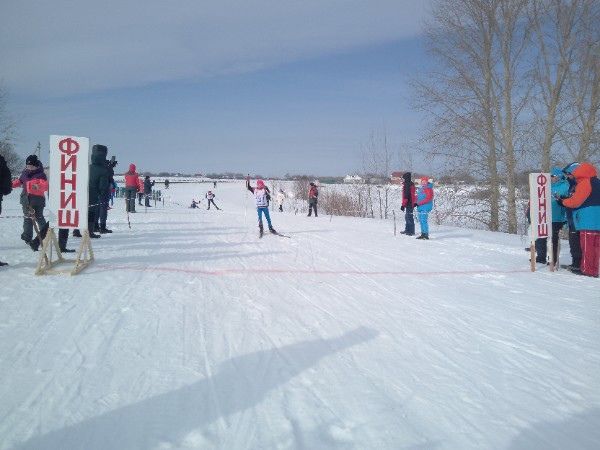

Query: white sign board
<box><xmin>48</xmin><ymin>135</ymin><xmax>89</xmax><ymax>230</ymax></box>
<box><xmin>529</xmin><ymin>172</ymin><xmax>553</xmax><ymax>243</ymax></box>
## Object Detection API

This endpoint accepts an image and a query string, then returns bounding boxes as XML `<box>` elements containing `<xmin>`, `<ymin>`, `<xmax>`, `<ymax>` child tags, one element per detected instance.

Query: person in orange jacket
<box><xmin>124</xmin><ymin>164</ymin><xmax>140</xmax><ymax>213</ymax></box>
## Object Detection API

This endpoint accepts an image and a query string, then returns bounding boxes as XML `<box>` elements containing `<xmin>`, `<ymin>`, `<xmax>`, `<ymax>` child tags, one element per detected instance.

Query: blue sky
<box><xmin>1</xmin><ymin>1</ymin><xmax>432</xmax><ymax>176</ymax></box>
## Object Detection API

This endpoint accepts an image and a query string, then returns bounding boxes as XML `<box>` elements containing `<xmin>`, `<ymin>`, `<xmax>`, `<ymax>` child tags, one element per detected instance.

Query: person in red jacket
<box><xmin>12</xmin><ymin>155</ymin><xmax>49</xmax><ymax>251</ymax></box>
<box><xmin>400</xmin><ymin>172</ymin><xmax>416</xmax><ymax>235</ymax></box>
<box><xmin>124</xmin><ymin>164</ymin><xmax>140</xmax><ymax>213</ymax></box>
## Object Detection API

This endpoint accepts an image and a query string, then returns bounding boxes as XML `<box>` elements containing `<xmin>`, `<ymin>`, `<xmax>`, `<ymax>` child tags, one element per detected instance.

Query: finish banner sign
<box><xmin>529</xmin><ymin>173</ymin><xmax>552</xmax><ymax>241</ymax></box>
<box><xmin>49</xmin><ymin>135</ymin><xmax>89</xmax><ymax>230</ymax></box>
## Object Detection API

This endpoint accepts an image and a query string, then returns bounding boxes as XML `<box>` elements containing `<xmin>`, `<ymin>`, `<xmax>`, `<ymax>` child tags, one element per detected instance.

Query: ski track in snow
<box><xmin>0</xmin><ymin>181</ymin><xmax>599</xmax><ymax>450</ymax></box>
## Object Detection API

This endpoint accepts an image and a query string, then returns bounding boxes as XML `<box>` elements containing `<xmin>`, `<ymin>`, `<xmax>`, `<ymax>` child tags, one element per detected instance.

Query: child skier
<box><xmin>415</xmin><ymin>177</ymin><xmax>434</xmax><ymax>240</ymax></box>
<box><xmin>205</xmin><ymin>191</ymin><xmax>220</xmax><ymax>210</ymax></box>
<box><xmin>246</xmin><ymin>177</ymin><xmax>278</xmax><ymax>237</ymax></box>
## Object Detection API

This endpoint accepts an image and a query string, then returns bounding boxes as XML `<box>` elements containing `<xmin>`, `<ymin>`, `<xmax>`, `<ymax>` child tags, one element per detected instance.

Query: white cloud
<box><xmin>0</xmin><ymin>0</ymin><xmax>428</xmax><ymax>96</ymax></box>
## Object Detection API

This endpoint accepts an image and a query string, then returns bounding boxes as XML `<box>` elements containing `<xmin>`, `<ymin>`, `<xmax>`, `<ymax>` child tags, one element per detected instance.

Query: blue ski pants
<box><xmin>257</xmin><ymin>207</ymin><xmax>272</xmax><ymax>228</ymax></box>
<box><xmin>418</xmin><ymin>211</ymin><xmax>429</xmax><ymax>235</ymax></box>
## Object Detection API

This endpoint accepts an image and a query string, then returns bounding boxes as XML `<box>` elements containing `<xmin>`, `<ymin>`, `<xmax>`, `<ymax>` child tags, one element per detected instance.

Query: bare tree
<box><xmin>568</xmin><ymin>1</ymin><xmax>600</xmax><ymax>162</ymax></box>
<box><xmin>494</xmin><ymin>0</ymin><xmax>531</xmax><ymax>234</ymax></box>
<box><xmin>0</xmin><ymin>84</ymin><xmax>21</xmax><ymax>172</ymax></box>
<box><xmin>414</xmin><ymin>0</ymin><xmax>506</xmax><ymax>231</ymax></box>
<box><xmin>529</xmin><ymin>0</ymin><xmax>582</xmax><ymax>171</ymax></box>
<box><xmin>361</xmin><ymin>128</ymin><xmax>394</xmax><ymax>219</ymax></box>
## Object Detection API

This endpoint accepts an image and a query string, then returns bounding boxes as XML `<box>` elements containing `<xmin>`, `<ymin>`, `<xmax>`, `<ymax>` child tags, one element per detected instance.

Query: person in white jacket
<box><xmin>276</xmin><ymin>189</ymin><xmax>285</xmax><ymax>212</ymax></box>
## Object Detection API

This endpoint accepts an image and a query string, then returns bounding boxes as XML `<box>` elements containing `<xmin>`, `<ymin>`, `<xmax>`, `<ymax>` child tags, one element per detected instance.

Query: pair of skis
<box><xmin>259</xmin><ymin>229</ymin><xmax>290</xmax><ymax>239</ymax></box>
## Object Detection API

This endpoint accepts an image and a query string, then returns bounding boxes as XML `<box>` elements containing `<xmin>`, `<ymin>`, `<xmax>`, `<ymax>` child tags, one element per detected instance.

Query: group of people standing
<box><xmin>531</xmin><ymin>162</ymin><xmax>600</xmax><ymax>278</ymax></box>
<box><xmin>400</xmin><ymin>172</ymin><xmax>434</xmax><ymax>240</ymax></box>
<box><xmin>0</xmin><ymin>145</ymin><xmax>161</xmax><ymax>267</ymax></box>
<box><xmin>123</xmin><ymin>164</ymin><xmax>154</xmax><ymax>212</ymax></box>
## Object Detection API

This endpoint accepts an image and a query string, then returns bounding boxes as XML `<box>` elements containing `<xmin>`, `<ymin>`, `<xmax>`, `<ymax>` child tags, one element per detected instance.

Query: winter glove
<box><xmin>400</xmin><ymin>205</ymin><xmax>405</xmax><ymax>212</ymax></box>
<box><xmin>413</xmin><ymin>203</ymin><xmax>418</xmax><ymax>208</ymax></box>
<box><xmin>555</xmin><ymin>197</ymin><xmax>564</xmax><ymax>207</ymax></box>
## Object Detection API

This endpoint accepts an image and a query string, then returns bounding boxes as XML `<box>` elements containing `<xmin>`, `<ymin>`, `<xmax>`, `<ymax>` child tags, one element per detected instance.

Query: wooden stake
<box><xmin>530</xmin><ymin>243</ymin><xmax>536</xmax><ymax>272</ymax></box>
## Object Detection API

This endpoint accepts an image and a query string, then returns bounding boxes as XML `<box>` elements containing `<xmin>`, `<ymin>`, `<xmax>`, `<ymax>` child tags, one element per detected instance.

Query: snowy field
<box><xmin>0</xmin><ymin>181</ymin><xmax>598</xmax><ymax>450</ymax></box>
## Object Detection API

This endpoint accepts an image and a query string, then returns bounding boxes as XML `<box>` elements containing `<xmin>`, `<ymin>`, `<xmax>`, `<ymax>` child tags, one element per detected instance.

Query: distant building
<box><xmin>344</xmin><ymin>175</ymin><xmax>364</xmax><ymax>184</ymax></box>
<box><xmin>390</xmin><ymin>171</ymin><xmax>404</xmax><ymax>185</ymax></box>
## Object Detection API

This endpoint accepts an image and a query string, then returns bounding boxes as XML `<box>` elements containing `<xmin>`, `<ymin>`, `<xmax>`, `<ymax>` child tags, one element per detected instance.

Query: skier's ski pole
<box><xmin>244</xmin><ymin>174</ymin><xmax>249</xmax><ymax>226</ymax></box>
<box><xmin>125</xmin><ymin>197</ymin><xmax>131</xmax><ymax>229</ymax></box>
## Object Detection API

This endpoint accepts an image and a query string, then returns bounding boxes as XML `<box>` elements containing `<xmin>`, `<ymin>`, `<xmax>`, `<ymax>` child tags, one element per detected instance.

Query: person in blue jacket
<box><xmin>535</xmin><ymin>168</ymin><xmax>571</xmax><ymax>264</ymax></box>
<box><xmin>415</xmin><ymin>177</ymin><xmax>434</xmax><ymax>240</ymax></box>
<box><xmin>549</xmin><ymin>168</ymin><xmax>570</xmax><ymax>265</ymax></box>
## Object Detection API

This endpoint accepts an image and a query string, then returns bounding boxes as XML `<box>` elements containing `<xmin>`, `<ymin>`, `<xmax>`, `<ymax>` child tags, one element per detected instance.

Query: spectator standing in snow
<box><xmin>205</xmin><ymin>191</ymin><xmax>220</xmax><ymax>210</ymax></box>
<box><xmin>276</xmin><ymin>189</ymin><xmax>285</xmax><ymax>212</ymax></box>
<box><xmin>12</xmin><ymin>155</ymin><xmax>49</xmax><ymax>251</ymax></box>
<box><xmin>246</xmin><ymin>177</ymin><xmax>277</xmax><ymax>236</ymax></box>
<box><xmin>144</xmin><ymin>175</ymin><xmax>154</xmax><ymax>207</ymax></box>
<box><xmin>560</xmin><ymin>163</ymin><xmax>583</xmax><ymax>272</ymax></box>
<box><xmin>307</xmin><ymin>182</ymin><xmax>318</xmax><ymax>217</ymax></box>
<box><xmin>549</xmin><ymin>168</ymin><xmax>570</xmax><ymax>265</ymax></box>
<box><xmin>400</xmin><ymin>172</ymin><xmax>416</xmax><ymax>236</ymax></box>
<box><xmin>110</xmin><ymin>179</ymin><xmax>117</xmax><ymax>206</ymax></box>
<box><xmin>93</xmin><ymin>145</ymin><xmax>113</xmax><ymax>234</ymax></box>
<box><xmin>165</xmin><ymin>179</ymin><xmax>170</xmax><ymax>189</ymax></box>
<box><xmin>0</xmin><ymin>154</ymin><xmax>12</xmax><ymax>265</ymax></box>
<box><xmin>124</xmin><ymin>164</ymin><xmax>140</xmax><ymax>213</ymax></box>
<box><xmin>557</xmin><ymin>162</ymin><xmax>600</xmax><ymax>277</ymax></box>
<box><xmin>527</xmin><ymin>168</ymin><xmax>571</xmax><ymax>265</ymax></box>
<box><xmin>415</xmin><ymin>177</ymin><xmax>434</xmax><ymax>240</ymax></box>
<box><xmin>137</xmin><ymin>176</ymin><xmax>144</xmax><ymax>206</ymax></box>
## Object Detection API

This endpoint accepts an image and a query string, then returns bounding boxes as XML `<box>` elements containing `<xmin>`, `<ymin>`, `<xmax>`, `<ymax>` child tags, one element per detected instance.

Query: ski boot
<box><xmin>259</xmin><ymin>223</ymin><xmax>264</xmax><ymax>238</ymax></box>
<box><xmin>416</xmin><ymin>233</ymin><xmax>429</xmax><ymax>240</ymax></box>
<box><xmin>269</xmin><ymin>227</ymin><xmax>278</xmax><ymax>235</ymax></box>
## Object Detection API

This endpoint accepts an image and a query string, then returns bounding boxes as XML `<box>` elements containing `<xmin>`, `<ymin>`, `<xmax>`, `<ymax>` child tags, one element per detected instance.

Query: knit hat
<box><xmin>256</xmin><ymin>179</ymin><xmax>265</xmax><ymax>189</ymax></box>
<box><xmin>420</xmin><ymin>176</ymin><xmax>429</xmax><ymax>184</ymax></box>
<box><xmin>26</xmin><ymin>154</ymin><xmax>39</xmax><ymax>166</ymax></box>
<box><xmin>551</xmin><ymin>167</ymin><xmax>563</xmax><ymax>177</ymax></box>
<box><xmin>563</xmin><ymin>162</ymin><xmax>580</xmax><ymax>175</ymax></box>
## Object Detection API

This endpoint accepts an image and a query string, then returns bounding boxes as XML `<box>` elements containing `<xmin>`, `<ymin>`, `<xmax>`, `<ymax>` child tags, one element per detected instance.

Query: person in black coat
<box><xmin>87</xmin><ymin>145</ymin><xmax>110</xmax><ymax>238</ymax></box>
<box><xmin>0</xmin><ymin>154</ymin><xmax>12</xmax><ymax>265</ymax></box>
<box><xmin>400</xmin><ymin>172</ymin><xmax>416</xmax><ymax>235</ymax></box>
<box><xmin>92</xmin><ymin>145</ymin><xmax>115</xmax><ymax>234</ymax></box>
<box><xmin>143</xmin><ymin>176</ymin><xmax>154</xmax><ymax>207</ymax></box>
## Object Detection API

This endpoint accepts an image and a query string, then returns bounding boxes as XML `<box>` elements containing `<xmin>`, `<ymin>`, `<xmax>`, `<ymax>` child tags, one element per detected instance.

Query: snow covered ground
<box><xmin>0</xmin><ymin>181</ymin><xmax>598</xmax><ymax>450</ymax></box>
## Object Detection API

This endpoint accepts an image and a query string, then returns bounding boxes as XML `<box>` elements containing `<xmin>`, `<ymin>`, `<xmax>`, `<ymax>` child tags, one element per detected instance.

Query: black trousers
<box><xmin>58</xmin><ymin>228</ymin><xmax>69</xmax><ymax>250</ymax></box>
<box><xmin>308</xmin><ymin>202</ymin><xmax>318</xmax><ymax>217</ymax></box>
<box><xmin>535</xmin><ymin>222</ymin><xmax>567</xmax><ymax>264</ymax></box>
<box><xmin>97</xmin><ymin>193</ymin><xmax>109</xmax><ymax>229</ymax></box>
<box><xmin>404</xmin><ymin>206</ymin><xmax>415</xmax><ymax>235</ymax></box>
<box><xmin>88</xmin><ymin>205</ymin><xmax>98</xmax><ymax>232</ymax></box>
<box><xmin>125</xmin><ymin>188</ymin><xmax>137</xmax><ymax>212</ymax></box>
<box><xmin>569</xmin><ymin>228</ymin><xmax>582</xmax><ymax>268</ymax></box>
<box><xmin>207</xmin><ymin>199</ymin><xmax>219</xmax><ymax>210</ymax></box>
